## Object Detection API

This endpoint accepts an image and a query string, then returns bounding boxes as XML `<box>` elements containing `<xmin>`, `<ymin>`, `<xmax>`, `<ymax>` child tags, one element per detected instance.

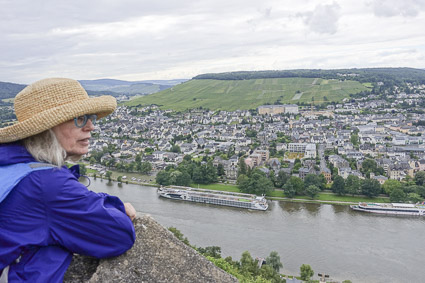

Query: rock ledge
<box><xmin>64</xmin><ymin>215</ymin><xmax>238</xmax><ymax>283</ymax></box>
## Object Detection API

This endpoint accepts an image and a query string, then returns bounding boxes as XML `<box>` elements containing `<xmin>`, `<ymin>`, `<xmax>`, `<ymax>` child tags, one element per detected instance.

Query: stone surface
<box><xmin>64</xmin><ymin>215</ymin><xmax>238</xmax><ymax>283</ymax></box>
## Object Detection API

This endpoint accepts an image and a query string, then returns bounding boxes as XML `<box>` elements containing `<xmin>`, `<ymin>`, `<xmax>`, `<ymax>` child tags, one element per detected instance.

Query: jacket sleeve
<box><xmin>37</xmin><ymin>169</ymin><xmax>136</xmax><ymax>258</ymax></box>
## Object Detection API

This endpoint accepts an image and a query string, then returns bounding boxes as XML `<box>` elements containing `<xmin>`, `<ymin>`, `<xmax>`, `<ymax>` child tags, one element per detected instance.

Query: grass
<box><xmin>86</xmin><ymin>167</ymin><xmax>155</xmax><ymax>184</ymax></box>
<box><xmin>189</xmin><ymin>184</ymin><xmax>389</xmax><ymax>205</ymax></box>
<box><xmin>125</xmin><ymin>78</ymin><xmax>368</xmax><ymax>111</ymax></box>
<box><xmin>294</xmin><ymin>194</ymin><xmax>390</xmax><ymax>203</ymax></box>
<box><xmin>284</xmin><ymin>152</ymin><xmax>305</xmax><ymax>159</ymax></box>
<box><xmin>266</xmin><ymin>190</ymin><xmax>286</xmax><ymax>197</ymax></box>
<box><xmin>191</xmin><ymin>183</ymin><xmax>240</xmax><ymax>192</ymax></box>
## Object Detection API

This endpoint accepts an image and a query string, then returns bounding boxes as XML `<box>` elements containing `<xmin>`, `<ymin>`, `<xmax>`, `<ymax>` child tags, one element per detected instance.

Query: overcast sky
<box><xmin>1</xmin><ymin>0</ymin><xmax>425</xmax><ymax>84</ymax></box>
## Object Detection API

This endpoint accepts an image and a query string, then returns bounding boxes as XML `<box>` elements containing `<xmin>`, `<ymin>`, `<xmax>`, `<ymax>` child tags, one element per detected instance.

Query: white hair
<box><xmin>23</xmin><ymin>129</ymin><xmax>80</xmax><ymax>167</ymax></box>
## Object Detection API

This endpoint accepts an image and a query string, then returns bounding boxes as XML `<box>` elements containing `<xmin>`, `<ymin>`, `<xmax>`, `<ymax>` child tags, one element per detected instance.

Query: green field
<box><xmin>189</xmin><ymin>184</ymin><xmax>389</xmax><ymax>204</ymax></box>
<box><xmin>191</xmin><ymin>183</ymin><xmax>240</xmax><ymax>192</ymax></box>
<box><xmin>293</xmin><ymin>194</ymin><xmax>390</xmax><ymax>203</ymax></box>
<box><xmin>125</xmin><ymin>78</ymin><xmax>368</xmax><ymax>111</ymax></box>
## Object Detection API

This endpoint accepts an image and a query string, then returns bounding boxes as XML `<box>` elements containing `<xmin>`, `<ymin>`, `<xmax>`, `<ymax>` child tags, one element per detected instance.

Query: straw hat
<box><xmin>0</xmin><ymin>78</ymin><xmax>117</xmax><ymax>143</ymax></box>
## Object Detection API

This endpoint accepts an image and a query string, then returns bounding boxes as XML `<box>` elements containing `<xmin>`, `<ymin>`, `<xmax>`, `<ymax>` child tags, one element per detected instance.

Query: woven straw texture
<box><xmin>0</xmin><ymin>78</ymin><xmax>117</xmax><ymax>143</ymax></box>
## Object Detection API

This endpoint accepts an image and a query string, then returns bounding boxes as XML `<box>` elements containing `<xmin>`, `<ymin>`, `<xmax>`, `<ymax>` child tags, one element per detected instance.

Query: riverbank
<box><xmin>89</xmin><ymin>176</ymin><xmax>388</xmax><ymax>206</ymax></box>
<box><xmin>190</xmin><ymin>183</ymin><xmax>389</xmax><ymax>206</ymax></box>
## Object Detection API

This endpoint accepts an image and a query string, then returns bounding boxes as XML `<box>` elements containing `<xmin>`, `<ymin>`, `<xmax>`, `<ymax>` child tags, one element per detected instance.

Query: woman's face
<box><xmin>52</xmin><ymin>118</ymin><xmax>95</xmax><ymax>157</ymax></box>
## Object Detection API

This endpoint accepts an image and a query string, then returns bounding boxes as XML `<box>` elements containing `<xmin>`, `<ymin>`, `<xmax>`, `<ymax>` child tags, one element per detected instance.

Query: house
<box><xmin>371</xmin><ymin>174</ymin><xmax>388</xmax><ymax>185</ymax></box>
<box><xmin>288</xmin><ymin>143</ymin><xmax>316</xmax><ymax>158</ymax></box>
<box><xmin>320</xmin><ymin>167</ymin><xmax>332</xmax><ymax>183</ymax></box>
<box><xmin>388</xmin><ymin>163</ymin><xmax>410</xmax><ymax>180</ymax></box>
<box><xmin>253</xmin><ymin>149</ymin><xmax>270</xmax><ymax>163</ymax></box>
<box><xmin>268</xmin><ymin>158</ymin><xmax>281</xmax><ymax>171</ymax></box>
<box><xmin>299</xmin><ymin>167</ymin><xmax>316</xmax><ymax>180</ymax></box>
<box><xmin>328</xmin><ymin>155</ymin><xmax>349</xmax><ymax>169</ymax></box>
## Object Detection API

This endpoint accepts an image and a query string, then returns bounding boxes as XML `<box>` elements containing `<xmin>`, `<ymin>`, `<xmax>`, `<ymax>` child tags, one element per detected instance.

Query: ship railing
<box><xmin>168</xmin><ymin>185</ymin><xmax>258</xmax><ymax>199</ymax></box>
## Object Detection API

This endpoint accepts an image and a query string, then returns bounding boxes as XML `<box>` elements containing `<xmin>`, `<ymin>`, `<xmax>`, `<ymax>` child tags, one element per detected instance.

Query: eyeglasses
<box><xmin>74</xmin><ymin>114</ymin><xmax>97</xmax><ymax>128</ymax></box>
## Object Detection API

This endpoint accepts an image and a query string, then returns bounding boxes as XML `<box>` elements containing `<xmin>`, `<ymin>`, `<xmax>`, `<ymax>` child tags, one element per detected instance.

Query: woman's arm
<box><xmin>39</xmin><ymin>170</ymin><xmax>136</xmax><ymax>258</ymax></box>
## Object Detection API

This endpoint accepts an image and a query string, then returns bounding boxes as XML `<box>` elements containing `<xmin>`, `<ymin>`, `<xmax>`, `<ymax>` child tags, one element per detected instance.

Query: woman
<box><xmin>0</xmin><ymin>78</ymin><xmax>136</xmax><ymax>282</ymax></box>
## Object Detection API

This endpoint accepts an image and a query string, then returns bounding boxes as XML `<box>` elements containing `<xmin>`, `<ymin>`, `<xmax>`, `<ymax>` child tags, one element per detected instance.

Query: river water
<box><xmin>88</xmin><ymin>179</ymin><xmax>425</xmax><ymax>283</ymax></box>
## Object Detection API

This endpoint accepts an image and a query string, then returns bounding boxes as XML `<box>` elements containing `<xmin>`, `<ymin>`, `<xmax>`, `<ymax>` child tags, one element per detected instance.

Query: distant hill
<box><xmin>126</xmin><ymin>77</ymin><xmax>368</xmax><ymax>111</ymax></box>
<box><xmin>0</xmin><ymin>78</ymin><xmax>188</xmax><ymax>100</ymax></box>
<box><xmin>193</xmin><ymin>68</ymin><xmax>425</xmax><ymax>84</ymax></box>
<box><xmin>0</xmin><ymin>82</ymin><xmax>26</xmax><ymax>99</ymax></box>
<box><xmin>126</xmin><ymin>68</ymin><xmax>425</xmax><ymax>111</ymax></box>
<box><xmin>79</xmin><ymin>79</ymin><xmax>188</xmax><ymax>96</ymax></box>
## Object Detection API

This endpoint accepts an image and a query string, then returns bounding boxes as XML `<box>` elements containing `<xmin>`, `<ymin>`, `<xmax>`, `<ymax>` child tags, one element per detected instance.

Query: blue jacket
<box><xmin>0</xmin><ymin>143</ymin><xmax>136</xmax><ymax>282</ymax></box>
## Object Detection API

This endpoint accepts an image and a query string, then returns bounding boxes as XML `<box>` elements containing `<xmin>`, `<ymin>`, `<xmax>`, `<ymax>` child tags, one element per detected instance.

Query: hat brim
<box><xmin>0</xmin><ymin>95</ymin><xmax>117</xmax><ymax>143</ymax></box>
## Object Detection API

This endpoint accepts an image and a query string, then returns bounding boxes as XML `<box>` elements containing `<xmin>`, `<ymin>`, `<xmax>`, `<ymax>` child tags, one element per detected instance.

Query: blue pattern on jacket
<box><xmin>0</xmin><ymin>142</ymin><xmax>136</xmax><ymax>282</ymax></box>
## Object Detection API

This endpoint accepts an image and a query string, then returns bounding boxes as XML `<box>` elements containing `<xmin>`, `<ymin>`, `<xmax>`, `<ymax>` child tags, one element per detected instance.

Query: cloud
<box><xmin>371</xmin><ymin>0</ymin><xmax>425</xmax><ymax>17</ymax></box>
<box><xmin>0</xmin><ymin>0</ymin><xmax>424</xmax><ymax>83</ymax></box>
<box><xmin>301</xmin><ymin>2</ymin><xmax>341</xmax><ymax>34</ymax></box>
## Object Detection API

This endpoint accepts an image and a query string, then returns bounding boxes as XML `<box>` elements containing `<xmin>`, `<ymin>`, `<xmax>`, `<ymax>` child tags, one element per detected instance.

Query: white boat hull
<box><xmin>158</xmin><ymin>186</ymin><xmax>268</xmax><ymax>211</ymax></box>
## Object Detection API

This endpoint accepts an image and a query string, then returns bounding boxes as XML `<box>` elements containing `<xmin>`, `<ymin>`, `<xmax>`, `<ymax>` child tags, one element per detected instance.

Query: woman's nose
<box><xmin>83</xmin><ymin>119</ymin><xmax>95</xmax><ymax>131</ymax></box>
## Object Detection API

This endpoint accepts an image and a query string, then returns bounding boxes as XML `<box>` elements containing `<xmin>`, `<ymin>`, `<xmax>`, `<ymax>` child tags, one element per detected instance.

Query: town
<box><xmin>48</xmin><ymin>79</ymin><xmax>425</xmax><ymax>203</ymax></box>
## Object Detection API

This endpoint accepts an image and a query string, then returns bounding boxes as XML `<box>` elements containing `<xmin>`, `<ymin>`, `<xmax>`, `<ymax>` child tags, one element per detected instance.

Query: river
<box><xmin>87</xmin><ymin>178</ymin><xmax>425</xmax><ymax>283</ymax></box>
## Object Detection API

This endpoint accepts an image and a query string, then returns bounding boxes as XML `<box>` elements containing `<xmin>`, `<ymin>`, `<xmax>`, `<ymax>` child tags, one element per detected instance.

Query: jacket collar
<box><xmin>0</xmin><ymin>142</ymin><xmax>80</xmax><ymax>179</ymax></box>
<box><xmin>0</xmin><ymin>142</ymin><xmax>36</xmax><ymax>166</ymax></box>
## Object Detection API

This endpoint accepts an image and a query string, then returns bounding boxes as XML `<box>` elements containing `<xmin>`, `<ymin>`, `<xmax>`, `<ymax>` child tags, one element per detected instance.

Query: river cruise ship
<box><xmin>157</xmin><ymin>186</ymin><xmax>268</xmax><ymax>211</ymax></box>
<box><xmin>350</xmin><ymin>202</ymin><xmax>425</xmax><ymax>216</ymax></box>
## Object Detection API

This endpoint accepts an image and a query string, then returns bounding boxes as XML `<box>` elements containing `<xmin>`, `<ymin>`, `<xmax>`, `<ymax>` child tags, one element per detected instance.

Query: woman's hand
<box><xmin>124</xmin><ymin>202</ymin><xmax>136</xmax><ymax>221</ymax></box>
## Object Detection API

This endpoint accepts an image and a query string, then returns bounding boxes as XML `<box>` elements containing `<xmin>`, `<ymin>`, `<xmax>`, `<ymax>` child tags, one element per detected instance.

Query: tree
<box><xmin>407</xmin><ymin>193</ymin><xmax>423</xmax><ymax>203</ymax></box>
<box><xmin>198</xmin><ymin>246</ymin><xmax>222</xmax><ymax>259</ymax></box>
<box><xmin>275</xmin><ymin>171</ymin><xmax>289</xmax><ymax>188</ymax></box>
<box><xmin>241</xmin><ymin>169</ymin><xmax>274</xmax><ymax>195</ymax></box>
<box><xmin>171</xmin><ymin>144</ymin><xmax>181</xmax><ymax>153</ymax></box>
<box><xmin>217</xmin><ymin>163</ymin><xmax>225</xmax><ymax>176</ymax></box>
<box><xmin>351</xmin><ymin>133</ymin><xmax>359</xmax><ymax>146</ymax></box>
<box><xmin>203</xmin><ymin>161</ymin><xmax>218</xmax><ymax>184</ymax></box>
<box><xmin>238</xmin><ymin>157</ymin><xmax>247</xmax><ymax>176</ymax></box>
<box><xmin>117</xmin><ymin>176</ymin><xmax>123</xmax><ymax>184</ymax></box>
<box><xmin>283</xmin><ymin>181</ymin><xmax>296</xmax><ymax>198</ymax></box>
<box><xmin>140</xmin><ymin>162</ymin><xmax>152</xmax><ymax>174</ymax></box>
<box><xmin>345</xmin><ymin>175</ymin><xmax>361</xmax><ymax>196</ymax></box>
<box><xmin>331</xmin><ymin>176</ymin><xmax>345</xmax><ymax>195</ymax></box>
<box><xmin>361</xmin><ymin>179</ymin><xmax>381</xmax><ymax>198</ymax></box>
<box><xmin>105</xmin><ymin>171</ymin><xmax>112</xmax><ymax>182</ymax></box>
<box><xmin>382</xmin><ymin>179</ymin><xmax>402</xmax><ymax>195</ymax></box>
<box><xmin>390</xmin><ymin>188</ymin><xmax>406</xmax><ymax>202</ymax></box>
<box><xmin>360</xmin><ymin>159</ymin><xmax>384</xmax><ymax>176</ymax></box>
<box><xmin>240</xmin><ymin>251</ymin><xmax>260</xmax><ymax>277</ymax></box>
<box><xmin>175</xmin><ymin>171</ymin><xmax>191</xmax><ymax>186</ymax></box>
<box><xmin>156</xmin><ymin>170</ymin><xmax>170</xmax><ymax>186</ymax></box>
<box><xmin>79</xmin><ymin>164</ymin><xmax>87</xmax><ymax>176</ymax></box>
<box><xmin>237</xmin><ymin>174</ymin><xmax>250</xmax><ymax>192</ymax></box>
<box><xmin>300</xmin><ymin>264</ymin><xmax>314</xmax><ymax>281</ymax></box>
<box><xmin>414</xmin><ymin>171</ymin><xmax>425</xmax><ymax>186</ymax></box>
<box><xmin>304</xmin><ymin>174</ymin><xmax>325</xmax><ymax>190</ymax></box>
<box><xmin>417</xmin><ymin>186</ymin><xmax>425</xmax><ymax>198</ymax></box>
<box><xmin>266</xmin><ymin>251</ymin><xmax>283</xmax><ymax>273</ymax></box>
<box><xmin>306</xmin><ymin>185</ymin><xmax>320</xmax><ymax>199</ymax></box>
<box><xmin>192</xmin><ymin>167</ymin><xmax>204</xmax><ymax>184</ymax></box>
<box><xmin>135</xmin><ymin>154</ymin><xmax>142</xmax><ymax>163</ymax></box>
<box><xmin>289</xmin><ymin>176</ymin><xmax>304</xmax><ymax>195</ymax></box>
<box><xmin>168</xmin><ymin>227</ymin><xmax>190</xmax><ymax>246</ymax></box>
